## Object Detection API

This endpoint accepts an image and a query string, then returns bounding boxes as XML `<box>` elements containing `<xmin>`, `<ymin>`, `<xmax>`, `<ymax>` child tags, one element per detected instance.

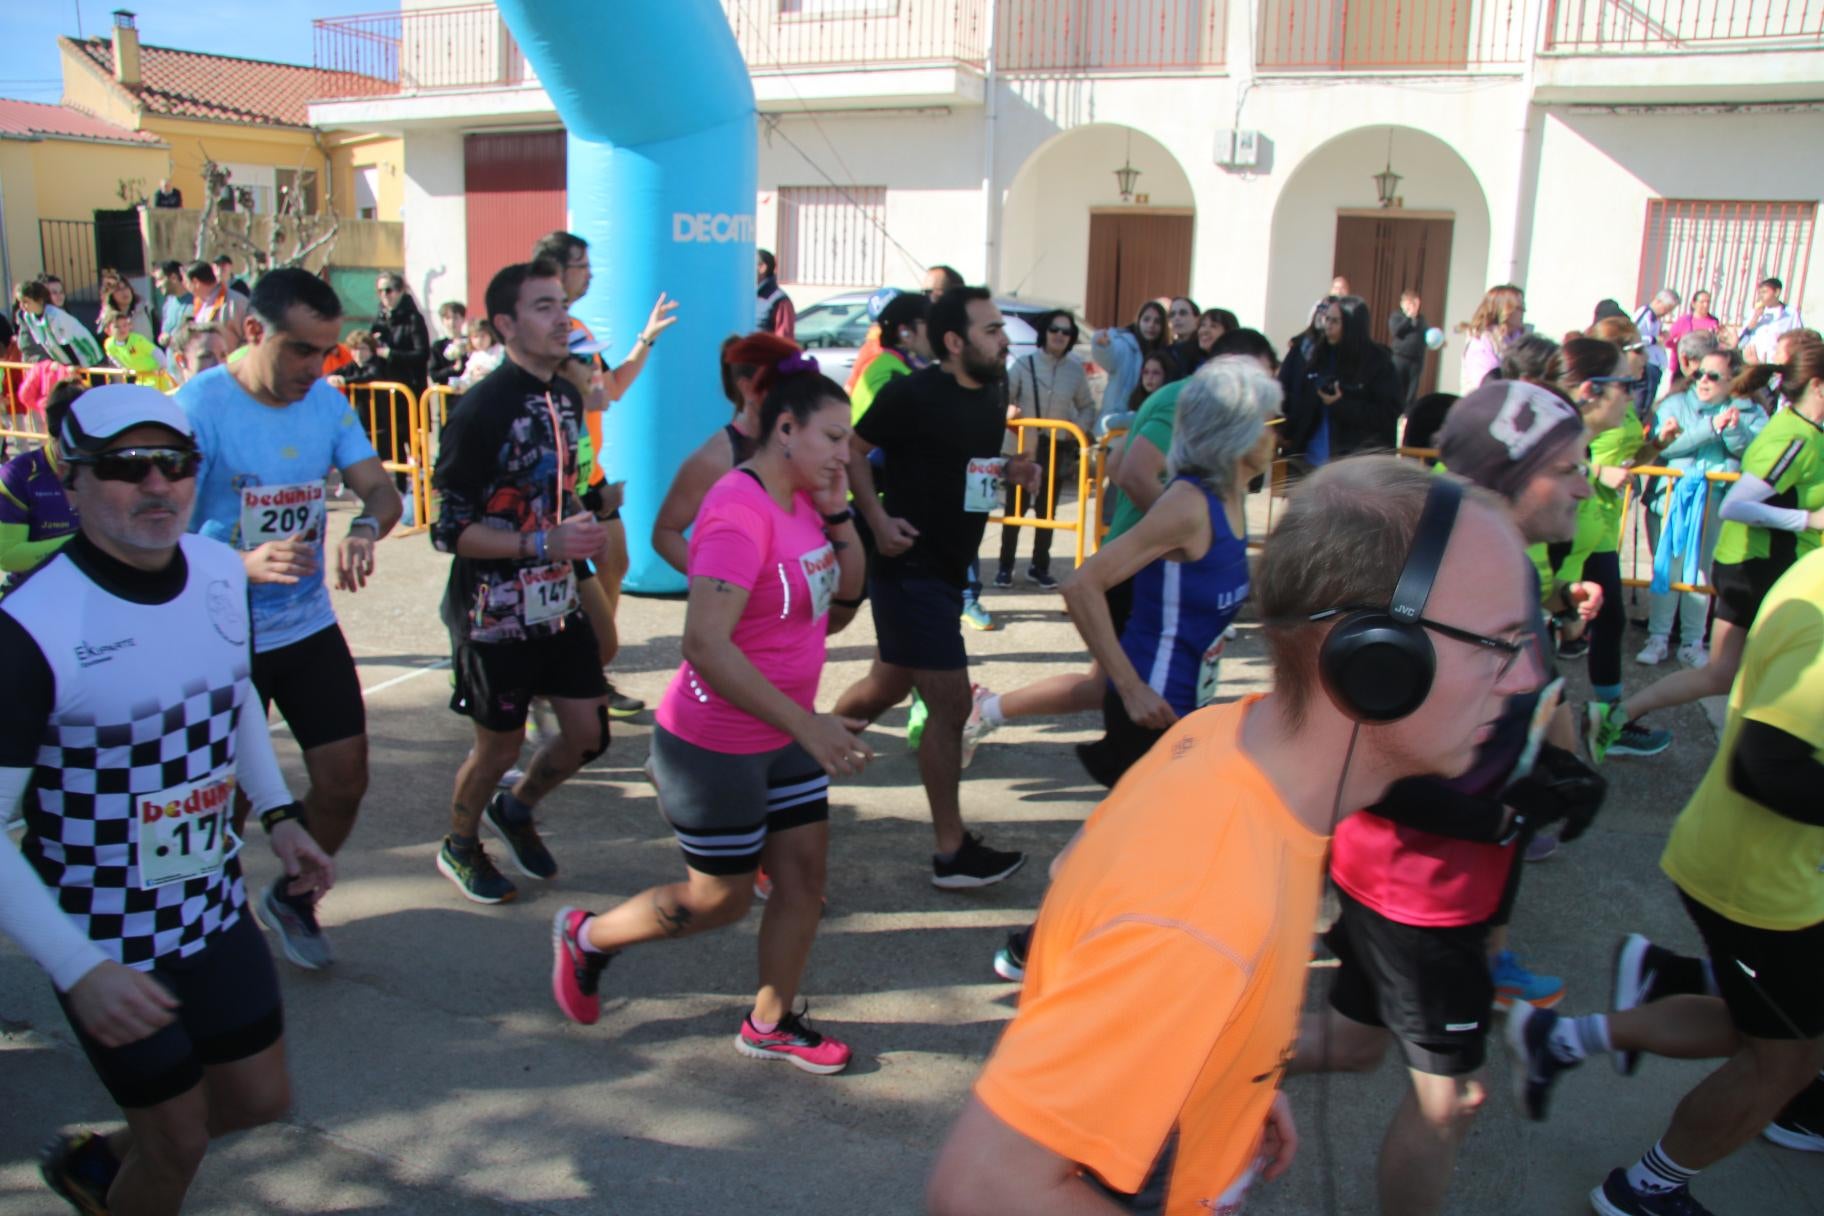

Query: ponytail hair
<box><xmin>1732</xmin><ymin>330</ymin><xmax>1824</xmax><ymax>402</ymax></box>
<box><xmin>718</xmin><ymin>334</ymin><xmax>756</xmax><ymax>412</ymax></box>
<box><xmin>1559</xmin><ymin>337</ymin><xmax>1623</xmax><ymax>396</ymax></box>
<box><xmin>723</xmin><ymin>331</ymin><xmax>849</xmax><ymax>440</ymax></box>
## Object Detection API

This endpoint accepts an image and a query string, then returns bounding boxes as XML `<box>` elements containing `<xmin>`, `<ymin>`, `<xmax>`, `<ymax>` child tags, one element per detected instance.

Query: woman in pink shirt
<box><xmin>548</xmin><ymin>333</ymin><xmax>870</xmax><ymax>1073</ymax></box>
<box><xmin>1458</xmin><ymin>284</ymin><xmax>1527</xmax><ymax>390</ymax></box>
<box><xmin>1665</xmin><ymin>288</ymin><xmax>1721</xmax><ymax>347</ymax></box>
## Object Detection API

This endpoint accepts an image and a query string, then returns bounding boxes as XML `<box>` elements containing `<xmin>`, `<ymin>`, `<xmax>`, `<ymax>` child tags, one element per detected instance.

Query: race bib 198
<box><xmin>518</xmin><ymin>562</ymin><xmax>577</xmax><ymax>626</ymax></box>
<box><xmin>799</xmin><ymin>543</ymin><xmax>838</xmax><ymax>621</ymax></box>
<box><xmin>964</xmin><ymin>457</ymin><xmax>1006</xmax><ymax>514</ymax></box>
<box><xmin>135</xmin><ymin>774</ymin><xmax>239</xmax><ymax>890</ymax></box>
<box><xmin>239</xmin><ymin>481</ymin><xmax>326</xmax><ymax>549</ymax></box>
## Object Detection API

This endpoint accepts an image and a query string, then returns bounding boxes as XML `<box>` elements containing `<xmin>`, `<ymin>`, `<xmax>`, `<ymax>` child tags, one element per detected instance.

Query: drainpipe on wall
<box><xmin>0</xmin><ymin>166</ymin><xmax>12</xmax><ymax>294</ymax></box>
<box><xmin>982</xmin><ymin>0</ymin><xmax>1000</xmax><ymax>287</ymax></box>
<box><xmin>1507</xmin><ymin>0</ymin><xmax>1550</xmax><ymax>286</ymax></box>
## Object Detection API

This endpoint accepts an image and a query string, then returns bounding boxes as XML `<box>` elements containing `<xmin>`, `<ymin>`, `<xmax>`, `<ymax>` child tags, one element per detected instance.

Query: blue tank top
<box><xmin>1118</xmin><ymin>477</ymin><xmax>1250</xmax><ymax>714</ymax></box>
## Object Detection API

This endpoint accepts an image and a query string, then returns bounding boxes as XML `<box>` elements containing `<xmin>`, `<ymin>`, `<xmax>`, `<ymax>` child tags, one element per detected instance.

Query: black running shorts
<box><xmin>868</xmin><ymin>565</ymin><xmax>966</xmax><ymax>671</ymax></box>
<box><xmin>648</xmin><ymin>725</ymin><xmax>829</xmax><ymax>876</ymax></box>
<box><xmin>1679</xmin><ymin>888</ymin><xmax>1824</xmax><ymax>1040</ymax></box>
<box><xmin>1324</xmin><ymin>888</ymin><xmax>1496</xmax><ymax>1076</ymax></box>
<box><xmin>56</xmin><ymin>912</ymin><xmax>283</xmax><ymax>1109</ymax></box>
<box><xmin>449</xmin><ymin>620</ymin><xmax>608</xmax><ymax>732</ymax></box>
<box><xmin>251</xmin><ymin>624</ymin><xmax>366</xmax><ymax>751</ymax></box>
<box><xmin>1710</xmin><ymin>557</ymin><xmax>1786</xmax><ymax>629</ymax></box>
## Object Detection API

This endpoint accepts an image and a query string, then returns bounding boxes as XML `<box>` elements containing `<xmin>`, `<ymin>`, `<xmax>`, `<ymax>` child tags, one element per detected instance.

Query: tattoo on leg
<box><xmin>652</xmin><ymin>892</ymin><xmax>694</xmax><ymax>938</ymax></box>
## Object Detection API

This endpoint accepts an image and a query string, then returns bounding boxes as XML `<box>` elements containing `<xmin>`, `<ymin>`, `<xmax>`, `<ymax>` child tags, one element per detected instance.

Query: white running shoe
<box><xmin>1635</xmin><ymin>635</ymin><xmax>1670</xmax><ymax>666</ymax></box>
<box><xmin>1677</xmin><ymin>642</ymin><xmax>1709</xmax><ymax>669</ymax></box>
<box><xmin>960</xmin><ymin>685</ymin><xmax>1000</xmax><ymax>770</ymax></box>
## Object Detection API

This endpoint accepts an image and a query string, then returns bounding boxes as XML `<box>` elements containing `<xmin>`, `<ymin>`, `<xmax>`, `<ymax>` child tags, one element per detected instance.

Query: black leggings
<box><xmin>1549</xmin><ymin>545</ymin><xmax>1624</xmax><ymax>694</ymax></box>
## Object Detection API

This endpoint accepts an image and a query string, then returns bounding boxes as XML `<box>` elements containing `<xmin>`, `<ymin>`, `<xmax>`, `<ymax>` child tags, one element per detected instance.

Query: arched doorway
<box><xmin>1266</xmin><ymin>127</ymin><xmax>1492</xmax><ymax>394</ymax></box>
<box><xmin>999</xmin><ymin>124</ymin><xmax>1196</xmax><ymax>327</ymax></box>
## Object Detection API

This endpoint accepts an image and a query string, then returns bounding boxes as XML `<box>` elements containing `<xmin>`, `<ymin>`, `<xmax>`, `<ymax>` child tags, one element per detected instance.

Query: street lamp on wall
<box><xmin>1115</xmin><ymin>130</ymin><xmax>1141</xmax><ymax>203</ymax></box>
<box><xmin>1374</xmin><ymin>129</ymin><xmax>1403</xmax><ymax>209</ymax></box>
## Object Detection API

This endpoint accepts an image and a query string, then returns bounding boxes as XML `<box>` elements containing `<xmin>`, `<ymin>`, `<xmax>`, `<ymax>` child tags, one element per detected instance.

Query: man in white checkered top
<box><xmin>0</xmin><ymin>384</ymin><xmax>334</xmax><ymax>1215</ymax></box>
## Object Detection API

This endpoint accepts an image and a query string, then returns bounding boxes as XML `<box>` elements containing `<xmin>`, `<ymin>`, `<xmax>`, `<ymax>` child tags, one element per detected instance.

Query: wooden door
<box><xmin>464</xmin><ymin>131</ymin><xmax>567</xmax><ymax>308</ymax></box>
<box><xmin>1333</xmin><ymin>213</ymin><xmax>1453</xmax><ymax>398</ymax></box>
<box><xmin>1085</xmin><ymin>211</ymin><xmax>1193</xmax><ymax>330</ymax></box>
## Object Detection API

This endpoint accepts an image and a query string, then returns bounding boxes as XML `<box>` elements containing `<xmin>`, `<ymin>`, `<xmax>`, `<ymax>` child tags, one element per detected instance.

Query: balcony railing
<box><xmin>1257</xmin><ymin>0</ymin><xmax>1529</xmax><ymax>70</ymax></box>
<box><xmin>313</xmin><ymin>5</ymin><xmax>530</xmax><ymax>94</ymax></box>
<box><xmin>998</xmin><ymin>0</ymin><xmax>1228</xmax><ymax>72</ymax></box>
<box><xmin>1543</xmin><ymin>0</ymin><xmax>1824</xmax><ymax>53</ymax></box>
<box><xmin>726</xmin><ymin>0</ymin><xmax>988</xmax><ymax>71</ymax></box>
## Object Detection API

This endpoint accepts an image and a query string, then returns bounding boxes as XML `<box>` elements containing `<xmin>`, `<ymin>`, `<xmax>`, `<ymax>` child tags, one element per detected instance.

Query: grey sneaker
<box><xmin>259</xmin><ymin>877</ymin><xmax>334</xmax><ymax>970</ymax></box>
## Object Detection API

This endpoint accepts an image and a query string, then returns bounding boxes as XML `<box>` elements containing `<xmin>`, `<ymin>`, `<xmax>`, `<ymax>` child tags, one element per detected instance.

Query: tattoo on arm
<box><xmin>831</xmin><ymin>540</ymin><xmax>850</xmax><ymax>553</ymax></box>
<box><xmin>652</xmin><ymin>892</ymin><xmax>694</xmax><ymax>937</ymax></box>
<box><xmin>709</xmin><ymin>578</ymin><xmax>735</xmax><ymax>594</ymax></box>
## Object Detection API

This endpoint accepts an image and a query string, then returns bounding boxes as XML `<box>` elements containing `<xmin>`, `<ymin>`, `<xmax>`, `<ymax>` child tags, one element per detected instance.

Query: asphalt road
<box><xmin>3</xmin><ymin>495</ymin><xmax>1818</xmax><ymax>1215</ymax></box>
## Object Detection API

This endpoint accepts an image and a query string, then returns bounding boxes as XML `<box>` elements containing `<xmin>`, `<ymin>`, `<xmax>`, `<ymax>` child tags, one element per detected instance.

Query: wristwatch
<box><xmin>260</xmin><ymin>801</ymin><xmax>306</xmax><ymax>834</ymax></box>
<box><xmin>349</xmin><ymin>515</ymin><xmax>380</xmax><ymax>536</ymax></box>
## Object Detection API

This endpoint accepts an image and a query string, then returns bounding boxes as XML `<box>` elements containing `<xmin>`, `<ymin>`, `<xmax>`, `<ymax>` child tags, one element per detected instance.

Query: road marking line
<box><xmin>270</xmin><ymin>658</ymin><xmax>451</xmax><ymax>735</ymax></box>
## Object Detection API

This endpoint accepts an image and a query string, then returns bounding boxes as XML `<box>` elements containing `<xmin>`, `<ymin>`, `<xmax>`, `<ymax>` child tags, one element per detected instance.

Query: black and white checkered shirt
<box><xmin>0</xmin><ymin>534</ymin><xmax>286</xmax><ymax>971</ymax></box>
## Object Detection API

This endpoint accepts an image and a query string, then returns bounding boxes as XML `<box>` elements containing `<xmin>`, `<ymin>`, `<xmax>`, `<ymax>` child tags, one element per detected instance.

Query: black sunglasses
<box><xmin>1694</xmin><ymin>370</ymin><xmax>1728</xmax><ymax>383</ymax></box>
<box><xmin>1586</xmin><ymin>374</ymin><xmax>1646</xmax><ymax>393</ymax></box>
<box><xmin>67</xmin><ymin>447</ymin><xmax>201</xmax><ymax>484</ymax></box>
<box><xmin>1047</xmin><ymin>325</ymin><xmax>1076</xmax><ymax>337</ymax></box>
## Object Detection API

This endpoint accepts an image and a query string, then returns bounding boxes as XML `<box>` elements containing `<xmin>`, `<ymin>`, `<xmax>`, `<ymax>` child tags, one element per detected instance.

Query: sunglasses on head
<box><xmin>67</xmin><ymin>447</ymin><xmax>201</xmax><ymax>484</ymax></box>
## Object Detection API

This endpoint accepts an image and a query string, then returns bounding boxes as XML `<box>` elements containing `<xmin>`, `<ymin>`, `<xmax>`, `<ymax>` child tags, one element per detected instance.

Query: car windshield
<box><xmin>795</xmin><ymin>299</ymin><xmax>872</xmax><ymax>349</ymax></box>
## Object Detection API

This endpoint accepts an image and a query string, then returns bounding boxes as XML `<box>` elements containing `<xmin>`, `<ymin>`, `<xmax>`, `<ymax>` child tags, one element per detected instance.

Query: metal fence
<box><xmin>1544</xmin><ymin>0</ymin><xmax>1824</xmax><ymax>52</ymax></box>
<box><xmin>999</xmin><ymin>0</ymin><xmax>1229</xmax><ymax>72</ymax></box>
<box><xmin>1257</xmin><ymin>0</ymin><xmax>1530</xmax><ymax>70</ymax></box>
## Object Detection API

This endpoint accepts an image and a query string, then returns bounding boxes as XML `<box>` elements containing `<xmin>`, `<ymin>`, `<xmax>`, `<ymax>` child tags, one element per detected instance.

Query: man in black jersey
<box><xmin>833</xmin><ymin>287</ymin><xmax>1039</xmax><ymax>888</ymax></box>
<box><xmin>431</xmin><ymin>259</ymin><xmax>614</xmax><ymax>904</ymax></box>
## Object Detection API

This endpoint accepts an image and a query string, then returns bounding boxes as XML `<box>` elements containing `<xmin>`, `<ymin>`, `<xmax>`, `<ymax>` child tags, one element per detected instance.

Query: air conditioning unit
<box><xmin>1215</xmin><ymin>129</ymin><xmax>1262</xmax><ymax>168</ymax></box>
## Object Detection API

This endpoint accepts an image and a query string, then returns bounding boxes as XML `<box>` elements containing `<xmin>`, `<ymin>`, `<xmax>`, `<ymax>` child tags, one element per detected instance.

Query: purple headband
<box><xmin>776</xmin><ymin>352</ymin><xmax>819</xmax><ymax>377</ymax></box>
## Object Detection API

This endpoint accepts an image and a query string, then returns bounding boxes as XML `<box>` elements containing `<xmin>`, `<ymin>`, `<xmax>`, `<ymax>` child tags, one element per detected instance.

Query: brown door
<box><xmin>464</xmin><ymin>131</ymin><xmax>567</xmax><ymax>307</ymax></box>
<box><xmin>1085</xmin><ymin>211</ymin><xmax>1193</xmax><ymax>330</ymax></box>
<box><xmin>1333</xmin><ymin>213</ymin><xmax>1453</xmax><ymax>398</ymax></box>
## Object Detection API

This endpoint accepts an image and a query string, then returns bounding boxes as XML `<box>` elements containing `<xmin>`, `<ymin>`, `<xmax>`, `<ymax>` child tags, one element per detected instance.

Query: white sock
<box><xmin>576</xmin><ymin>915</ymin><xmax>613</xmax><ymax>955</ymax></box>
<box><xmin>981</xmin><ymin>694</ymin><xmax>1005</xmax><ymax>726</ymax></box>
<box><xmin>1625</xmin><ymin>1141</ymin><xmax>1696</xmax><ymax>1195</ymax></box>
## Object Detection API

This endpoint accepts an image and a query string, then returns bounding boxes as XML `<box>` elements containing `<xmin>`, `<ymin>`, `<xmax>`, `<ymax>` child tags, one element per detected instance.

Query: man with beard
<box><xmin>834</xmin><ymin>287</ymin><xmax>1040</xmax><ymax>887</ymax></box>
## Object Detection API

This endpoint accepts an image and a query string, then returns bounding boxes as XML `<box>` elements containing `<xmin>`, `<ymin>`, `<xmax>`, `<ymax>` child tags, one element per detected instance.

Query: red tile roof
<box><xmin>66</xmin><ymin>36</ymin><xmax>389</xmax><ymax>129</ymax></box>
<box><xmin>0</xmin><ymin>97</ymin><xmax>163</xmax><ymax>145</ymax></box>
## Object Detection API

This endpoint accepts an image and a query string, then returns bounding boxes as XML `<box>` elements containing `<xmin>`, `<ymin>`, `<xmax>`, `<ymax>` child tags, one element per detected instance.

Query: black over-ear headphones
<box><xmin>1312</xmin><ymin>476</ymin><xmax>1462</xmax><ymax>723</ymax></box>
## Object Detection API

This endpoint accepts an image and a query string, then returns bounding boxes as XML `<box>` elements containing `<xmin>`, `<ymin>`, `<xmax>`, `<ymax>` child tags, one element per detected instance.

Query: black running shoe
<box><xmin>437</xmin><ymin>836</ymin><xmax>517</xmax><ymax>904</ymax></box>
<box><xmin>604</xmin><ymin>681</ymin><xmax>645</xmax><ymax>720</ymax></box>
<box><xmin>1589</xmin><ymin>1168</ymin><xmax>1716</xmax><ymax>1216</ymax></box>
<box><xmin>40</xmin><ymin>1131</ymin><xmax>117</xmax><ymax>1215</ymax></box>
<box><xmin>993</xmin><ymin>924</ymin><xmax>1032</xmax><ymax>982</ymax></box>
<box><xmin>932</xmin><ymin>832</ymin><xmax>1025</xmax><ymax>890</ymax></box>
<box><xmin>1610</xmin><ymin>933</ymin><xmax>1673</xmax><ymax>1076</ymax></box>
<box><xmin>1505</xmin><ymin>1001</ymin><xmax>1580</xmax><ymax>1121</ymax></box>
<box><xmin>482</xmin><ymin>793</ymin><xmax>557</xmax><ymax>879</ymax></box>
<box><xmin>1557</xmin><ymin>634</ymin><xmax>1590</xmax><ymax>660</ymax></box>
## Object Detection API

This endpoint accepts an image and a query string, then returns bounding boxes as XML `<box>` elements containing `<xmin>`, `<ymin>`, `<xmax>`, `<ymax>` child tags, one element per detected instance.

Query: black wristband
<box><xmin>259</xmin><ymin>801</ymin><xmax>306</xmax><ymax>835</ymax></box>
<box><xmin>830</xmin><ymin>594</ymin><xmax>865</xmax><ymax>609</ymax></box>
<box><xmin>822</xmin><ymin>509</ymin><xmax>853</xmax><ymax>526</ymax></box>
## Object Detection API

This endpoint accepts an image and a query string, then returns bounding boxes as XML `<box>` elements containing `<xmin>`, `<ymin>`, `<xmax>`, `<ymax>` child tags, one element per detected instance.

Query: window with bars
<box><xmin>1637</xmin><ymin>199</ymin><xmax>1816</xmax><ymax>326</ymax></box>
<box><xmin>777</xmin><ymin>186</ymin><xmax>887</xmax><ymax>286</ymax></box>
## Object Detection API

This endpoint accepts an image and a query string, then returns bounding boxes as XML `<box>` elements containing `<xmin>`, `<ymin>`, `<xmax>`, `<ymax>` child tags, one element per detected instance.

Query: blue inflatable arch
<box><xmin>495</xmin><ymin>0</ymin><xmax>757</xmax><ymax>593</ymax></box>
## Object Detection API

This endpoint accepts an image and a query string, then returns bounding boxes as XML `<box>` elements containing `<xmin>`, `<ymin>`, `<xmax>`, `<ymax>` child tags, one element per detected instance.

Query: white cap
<box><xmin>61</xmin><ymin>383</ymin><xmax>194</xmax><ymax>457</ymax></box>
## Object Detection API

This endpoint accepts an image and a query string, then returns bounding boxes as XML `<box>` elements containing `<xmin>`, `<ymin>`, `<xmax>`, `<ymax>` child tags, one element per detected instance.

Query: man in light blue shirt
<box><xmin>178</xmin><ymin>268</ymin><xmax>402</xmax><ymax>970</ymax></box>
<box><xmin>154</xmin><ymin>261</ymin><xmax>191</xmax><ymax>349</ymax></box>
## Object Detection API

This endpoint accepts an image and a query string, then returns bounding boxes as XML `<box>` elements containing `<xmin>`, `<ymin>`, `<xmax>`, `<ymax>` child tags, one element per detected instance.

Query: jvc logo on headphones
<box><xmin>1391</xmin><ymin>604</ymin><xmax>1419</xmax><ymax>622</ymax></box>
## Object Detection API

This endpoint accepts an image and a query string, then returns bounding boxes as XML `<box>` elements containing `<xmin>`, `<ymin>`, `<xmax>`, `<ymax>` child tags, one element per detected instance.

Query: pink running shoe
<box><xmin>735</xmin><ymin>1008</ymin><xmax>852</xmax><ymax>1074</ymax></box>
<box><xmin>551</xmin><ymin>906</ymin><xmax>614</xmax><ymax>1025</ymax></box>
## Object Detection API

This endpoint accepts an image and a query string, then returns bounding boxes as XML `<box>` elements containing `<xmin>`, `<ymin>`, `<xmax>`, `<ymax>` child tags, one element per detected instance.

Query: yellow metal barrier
<box><xmin>1397</xmin><ymin>444</ymin><xmax>1739</xmax><ymax>598</ymax></box>
<box><xmin>1</xmin><ymin>362</ymin><xmax>137</xmax><ymax>450</ymax></box>
<box><xmin>337</xmin><ymin>381</ymin><xmax>430</xmax><ymax>535</ymax></box>
<box><xmin>1090</xmin><ymin>424</ymin><xmax>1292</xmax><ymax>553</ymax></box>
<box><xmin>994</xmin><ymin>417</ymin><xmax>1094</xmax><ymax>568</ymax></box>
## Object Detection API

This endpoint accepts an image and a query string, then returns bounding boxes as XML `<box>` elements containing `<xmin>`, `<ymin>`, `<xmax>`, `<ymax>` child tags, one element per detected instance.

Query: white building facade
<box><xmin>310</xmin><ymin>0</ymin><xmax>1824</xmax><ymax>392</ymax></box>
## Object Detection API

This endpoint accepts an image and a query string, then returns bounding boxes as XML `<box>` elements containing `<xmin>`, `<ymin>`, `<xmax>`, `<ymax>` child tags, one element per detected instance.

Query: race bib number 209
<box><xmin>239</xmin><ymin>481</ymin><xmax>326</xmax><ymax>549</ymax></box>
